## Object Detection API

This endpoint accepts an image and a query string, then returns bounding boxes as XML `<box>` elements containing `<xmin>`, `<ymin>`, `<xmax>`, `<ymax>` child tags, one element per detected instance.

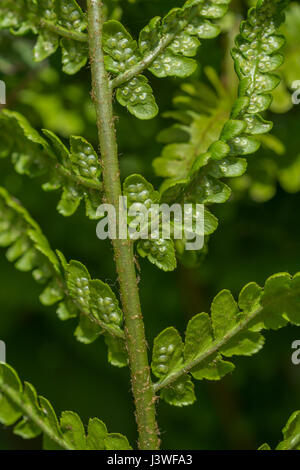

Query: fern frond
<box><xmin>0</xmin><ymin>110</ymin><xmax>103</xmax><ymax>219</ymax></box>
<box><xmin>152</xmin><ymin>271</ymin><xmax>300</xmax><ymax>406</ymax></box>
<box><xmin>0</xmin><ymin>0</ymin><xmax>88</xmax><ymax>74</ymax></box>
<box><xmin>104</xmin><ymin>0</ymin><xmax>231</xmax><ymax>119</ymax></box>
<box><xmin>0</xmin><ymin>188</ymin><xmax>126</xmax><ymax>367</ymax></box>
<box><xmin>123</xmin><ymin>173</ymin><xmax>217</xmax><ymax>271</ymax></box>
<box><xmin>156</xmin><ymin>0</ymin><xmax>289</xmax><ymax>217</ymax></box>
<box><xmin>0</xmin><ymin>363</ymin><xmax>131</xmax><ymax>450</ymax></box>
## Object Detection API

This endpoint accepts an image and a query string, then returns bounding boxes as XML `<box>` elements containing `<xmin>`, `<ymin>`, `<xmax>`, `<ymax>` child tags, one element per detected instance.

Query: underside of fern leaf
<box><xmin>157</xmin><ymin>0</ymin><xmax>288</xmax><ymax>206</ymax></box>
<box><xmin>0</xmin><ymin>110</ymin><xmax>103</xmax><ymax>219</ymax></box>
<box><xmin>149</xmin><ymin>0</ymin><xmax>290</xmax><ymax>268</ymax></box>
<box><xmin>104</xmin><ymin>0</ymin><xmax>231</xmax><ymax>119</ymax></box>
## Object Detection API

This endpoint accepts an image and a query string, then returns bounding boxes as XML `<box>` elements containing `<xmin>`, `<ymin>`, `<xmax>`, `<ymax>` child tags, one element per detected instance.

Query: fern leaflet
<box><xmin>152</xmin><ymin>271</ymin><xmax>300</xmax><ymax>406</ymax></box>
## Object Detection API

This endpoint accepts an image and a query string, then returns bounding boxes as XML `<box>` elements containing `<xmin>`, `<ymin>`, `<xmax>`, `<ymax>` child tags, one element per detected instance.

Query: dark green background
<box><xmin>0</xmin><ymin>0</ymin><xmax>300</xmax><ymax>450</ymax></box>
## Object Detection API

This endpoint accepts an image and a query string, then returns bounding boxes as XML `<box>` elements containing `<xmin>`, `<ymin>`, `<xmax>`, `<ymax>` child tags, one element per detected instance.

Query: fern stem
<box><xmin>40</xmin><ymin>19</ymin><xmax>88</xmax><ymax>42</ymax></box>
<box><xmin>153</xmin><ymin>306</ymin><xmax>263</xmax><ymax>392</ymax></box>
<box><xmin>0</xmin><ymin>383</ymin><xmax>73</xmax><ymax>450</ymax></box>
<box><xmin>87</xmin><ymin>0</ymin><xmax>159</xmax><ymax>450</ymax></box>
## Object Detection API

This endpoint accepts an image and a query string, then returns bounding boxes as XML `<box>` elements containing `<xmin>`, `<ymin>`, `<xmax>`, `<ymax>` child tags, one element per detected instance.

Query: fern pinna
<box><xmin>0</xmin><ymin>0</ymin><xmax>299</xmax><ymax>451</ymax></box>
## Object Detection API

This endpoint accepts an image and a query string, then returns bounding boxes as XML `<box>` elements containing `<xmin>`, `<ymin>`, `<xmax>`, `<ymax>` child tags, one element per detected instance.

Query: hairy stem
<box><xmin>87</xmin><ymin>0</ymin><xmax>159</xmax><ymax>450</ymax></box>
<box><xmin>153</xmin><ymin>306</ymin><xmax>263</xmax><ymax>392</ymax></box>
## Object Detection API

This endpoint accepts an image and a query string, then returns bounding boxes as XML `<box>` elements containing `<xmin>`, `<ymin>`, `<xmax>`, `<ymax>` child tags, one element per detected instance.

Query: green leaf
<box><xmin>137</xmin><ymin>239</ymin><xmax>177</xmax><ymax>272</ymax></box>
<box><xmin>70</xmin><ymin>136</ymin><xmax>101</xmax><ymax>179</ymax></box>
<box><xmin>116</xmin><ymin>76</ymin><xmax>158</xmax><ymax>120</ymax></box>
<box><xmin>220</xmin><ymin>331</ymin><xmax>265</xmax><ymax>358</ymax></box>
<box><xmin>34</xmin><ymin>30</ymin><xmax>59</xmax><ymax>62</ymax></box>
<box><xmin>124</xmin><ymin>174</ymin><xmax>177</xmax><ymax>271</ymax></box>
<box><xmin>189</xmin><ymin>356</ymin><xmax>235</xmax><ymax>381</ymax></box>
<box><xmin>60</xmin><ymin>411</ymin><xmax>86</xmax><ymax>450</ymax></box>
<box><xmin>0</xmin><ymin>0</ymin><xmax>27</xmax><ymax>31</ymax></box>
<box><xmin>211</xmin><ymin>290</ymin><xmax>264</xmax><ymax>356</ymax></box>
<box><xmin>160</xmin><ymin>376</ymin><xmax>196</xmax><ymax>407</ymax></box>
<box><xmin>104</xmin><ymin>336</ymin><xmax>128</xmax><ymax>368</ymax></box>
<box><xmin>124</xmin><ymin>174</ymin><xmax>160</xmax><ymax>206</ymax></box>
<box><xmin>154</xmin><ymin>76</ymin><xmax>232</xmax><ymax>182</ymax></box>
<box><xmin>108</xmin><ymin>0</ymin><xmax>231</xmax><ymax>118</ymax></box>
<box><xmin>105</xmin><ymin>433</ymin><xmax>132</xmax><ymax>450</ymax></box>
<box><xmin>0</xmin><ymin>363</ymin><xmax>22</xmax><ymax>425</ymax></box>
<box><xmin>103</xmin><ymin>20</ymin><xmax>158</xmax><ymax>119</ymax></box>
<box><xmin>13</xmin><ymin>383</ymin><xmax>41</xmax><ymax>439</ymax></box>
<box><xmin>184</xmin><ymin>312</ymin><xmax>234</xmax><ymax>381</ymax></box>
<box><xmin>103</xmin><ymin>20</ymin><xmax>140</xmax><ymax>73</ymax></box>
<box><xmin>185</xmin><ymin>313</ymin><xmax>213</xmax><ymax>361</ymax></box>
<box><xmin>149</xmin><ymin>51</ymin><xmax>197</xmax><ymax>78</ymax></box>
<box><xmin>89</xmin><ymin>279</ymin><xmax>123</xmax><ymax>329</ymax></box>
<box><xmin>0</xmin><ymin>186</ymin><xmax>65</xmax><ymax>307</ymax></box>
<box><xmin>39</xmin><ymin>278</ymin><xmax>64</xmax><ymax>306</ymax></box>
<box><xmin>57</xmin><ymin>184</ymin><xmax>83</xmax><ymax>217</ymax></box>
<box><xmin>238</xmin><ymin>282</ymin><xmax>263</xmax><ymax>315</ymax></box>
<box><xmin>211</xmin><ymin>290</ymin><xmax>238</xmax><ymax>340</ymax></box>
<box><xmin>169</xmin><ymin>32</ymin><xmax>200</xmax><ymax>57</ymax></box>
<box><xmin>262</xmin><ymin>272</ymin><xmax>300</xmax><ymax>328</ymax></box>
<box><xmin>258</xmin><ymin>443</ymin><xmax>271</xmax><ymax>450</ymax></box>
<box><xmin>61</xmin><ymin>39</ymin><xmax>88</xmax><ymax>75</ymax></box>
<box><xmin>39</xmin><ymin>396</ymin><xmax>62</xmax><ymax>441</ymax></box>
<box><xmin>66</xmin><ymin>260</ymin><xmax>91</xmax><ymax>312</ymax></box>
<box><xmin>75</xmin><ymin>314</ymin><xmax>102</xmax><ymax>345</ymax></box>
<box><xmin>66</xmin><ymin>261</ymin><xmax>125</xmax><ymax>353</ymax></box>
<box><xmin>86</xmin><ymin>418</ymin><xmax>108</xmax><ymax>450</ymax></box>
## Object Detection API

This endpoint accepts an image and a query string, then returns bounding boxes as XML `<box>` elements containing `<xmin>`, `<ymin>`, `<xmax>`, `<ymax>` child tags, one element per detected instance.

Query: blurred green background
<box><xmin>0</xmin><ymin>0</ymin><xmax>300</xmax><ymax>450</ymax></box>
